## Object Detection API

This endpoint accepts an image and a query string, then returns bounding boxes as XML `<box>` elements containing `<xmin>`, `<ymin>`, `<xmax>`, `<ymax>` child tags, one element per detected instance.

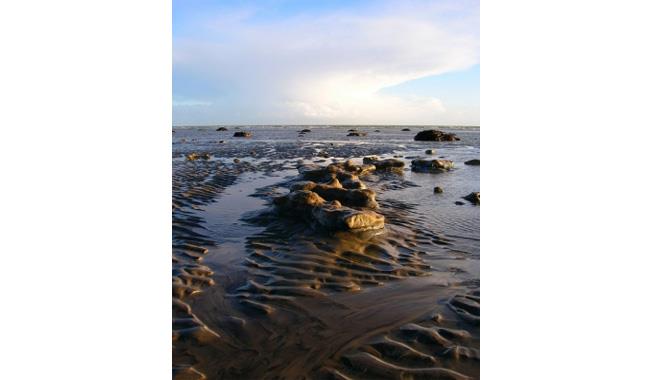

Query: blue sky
<box><xmin>173</xmin><ymin>0</ymin><xmax>479</xmax><ymax>125</ymax></box>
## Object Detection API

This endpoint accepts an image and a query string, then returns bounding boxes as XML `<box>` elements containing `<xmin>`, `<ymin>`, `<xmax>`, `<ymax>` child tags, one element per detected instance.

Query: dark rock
<box><xmin>374</xmin><ymin>129</ymin><xmax>381</xmax><ymax>132</ymax></box>
<box><xmin>402</xmin><ymin>128</ymin><xmax>411</xmax><ymax>131</ymax></box>
<box><xmin>300</xmin><ymin>129</ymin><xmax>312</xmax><ymax>133</ymax></box>
<box><xmin>233</xmin><ymin>131</ymin><xmax>252</xmax><ymax>138</ymax></box>
<box><xmin>425</xmin><ymin>149</ymin><xmax>436</xmax><ymax>155</ymax></box>
<box><xmin>464</xmin><ymin>159</ymin><xmax>480</xmax><ymax>166</ymax></box>
<box><xmin>219</xmin><ymin>140</ymin><xmax>224</xmax><ymax>143</ymax></box>
<box><xmin>216</xmin><ymin>127</ymin><xmax>228</xmax><ymax>131</ymax></box>
<box><xmin>455</xmin><ymin>201</ymin><xmax>465</xmax><ymax>205</ymax></box>
<box><xmin>434</xmin><ymin>186</ymin><xmax>443</xmax><ymax>193</ymax></box>
<box><xmin>414</xmin><ymin>129</ymin><xmax>460</xmax><ymax>141</ymax></box>
<box><xmin>347</xmin><ymin>132</ymin><xmax>367</xmax><ymax>137</ymax></box>
<box><xmin>233</xmin><ymin>158</ymin><xmax>240</xmax><ymax>163</ymax></box>
<box><xmin>463</xmin><ymin>192</ymin><xmax>480</xmax><ymax>205</ymax></box>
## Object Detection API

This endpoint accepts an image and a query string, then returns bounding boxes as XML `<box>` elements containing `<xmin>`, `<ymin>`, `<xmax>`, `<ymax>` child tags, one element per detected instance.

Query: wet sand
<box><xmin>172</xmin><ymin>126</ymin><xmax>479</xmax><ymax>379</ymax></box>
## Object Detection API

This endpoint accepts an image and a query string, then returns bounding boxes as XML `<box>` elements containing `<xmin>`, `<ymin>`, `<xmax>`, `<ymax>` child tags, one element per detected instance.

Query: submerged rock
<box><xmin>414</xmin><ymin>130</ymin><xmax>460</xmax><ymax>141</ymax></box>
<box><xmin>402</xmin><ymin>128</ymin><xmax>411</xmax><ymax>131</ymax></box>
<box><xmin>463</xmin><ymin>192</ymin><xmax>480</xmax><ymax>205</ymax></box>
<box><xmin>411</xmin><ymin>159</ymin><xmax>454</xmax><ymax>172</ymax></box>
<box><xmin>216</xmin><ymin>127</ymin><xmax>228</xmax><ymax>131</ymax></box>
<box><xmin>233</xmin><ymin>131</ymin><xmax>252</xmax><ymax>138</ymax></box>
<box><xmin>434</xmin><ymin>186</ymin><xmax>443</xmax><ymax>194</ymax></box>
<box><xmin>464</xmin><ymin>159</ymin><xmax>480</xmax><ymax>166</ymax></box>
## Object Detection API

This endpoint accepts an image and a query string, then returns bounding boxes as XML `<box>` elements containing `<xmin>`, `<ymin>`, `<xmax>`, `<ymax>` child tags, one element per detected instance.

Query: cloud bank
<box><xmin>173</xmin><ymin>0</ymin><xmax>479</xmax><ymax>125</ymax></box>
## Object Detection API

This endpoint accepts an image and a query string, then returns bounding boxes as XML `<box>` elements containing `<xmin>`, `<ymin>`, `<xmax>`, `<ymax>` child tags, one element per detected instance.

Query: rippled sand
<box><xmin>172</xmin><ymin>126</ymin><xmax>479</xmax><ymax>379</ymax></box>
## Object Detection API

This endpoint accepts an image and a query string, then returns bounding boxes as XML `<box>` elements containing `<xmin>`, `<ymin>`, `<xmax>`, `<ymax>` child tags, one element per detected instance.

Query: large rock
<box><xmin>411</xmin><ymin>159</ymin><xmax>454</xmax><ymax>172</ymax></box>
<box><xmin>289</xmin><ymin>180</ymin><xmax>378</xmax><ymax>208</ymax></box>
<box><xmin>233</xmin><ymin>131</ymin><xmax>252</xmax><ymax>138</ymax></box>
<box><xmin>274</xmin><ymin>191</ymin><xmax>384</xmax><ymax>231</ymax></box>
<box><xmin>414</xmin><ymin>130</ymin><xmax>460</xmax><ymax>141</ymax></box>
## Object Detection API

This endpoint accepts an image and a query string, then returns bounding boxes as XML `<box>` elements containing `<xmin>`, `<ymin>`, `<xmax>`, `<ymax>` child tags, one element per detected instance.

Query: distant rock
<box><xmin>414</xmin><ymin>130</ymin><xmax>460</xmax><ymax>141</ymax></box>
<box><xmin>455</xmin><ymin>201</ymin><xmax>465</xmax><ymax>205</ymax></box>
<box><xmin>402</xmin><ymin>128</ymin><xmax>411</xmax><ymax>131</ymax></box>
<box><xmin>216</xmin><ymin>127</ymin><xmax>228</xmax><ymax>131</ymax></box>
<box><xmin>464</xmin><ymin>159</ymin><xmax>480</xmax><ymax>166</ymax></box>
<box><xmin>411</xmin><ymin>159</ymin><xmax>454</xmax><ymax>172</ymax></box>
<box><xmin>463</xmin><ymin>192</ymin><xmax>480</xmax><ymax>205</ymax></box>
<box><xmin>233</xmin><ymin>131</ymin><xmax>252</xmax><ymax>138</ymax></box>
<box><xmin>300</xmin><ymin>129</ymin><xmax>312</xmax><ymax>133</ymax></box>
<box><xmin>186</xmin><ymin>152</ymin><xmax>210</xmax><ymax>161</ymax></box>
<box><xmin>347</xmin><ymin>132</ymin><xmax>367</xmax><ymax>137</ymax></box>
<box><xmin>434</xmin><ymin>186</ymin><xmax>443</xmax><ymax>193</ymax></box>
<box><xmin>363</xmin><ymin>157</ymin><xmax>405</xmax><ymax>171</ymax></box>
<box><xmin>374</xmin><ymin>129</ymin><xmax>381</xmax><ymax>132</ymax></box>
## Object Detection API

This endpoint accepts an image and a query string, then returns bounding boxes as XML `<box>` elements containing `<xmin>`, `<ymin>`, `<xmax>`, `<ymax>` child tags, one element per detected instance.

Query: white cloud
<box><xmin>173</xmin><ymin>1</ymin><xmax>479</xmax><ymax>124</ymax></box>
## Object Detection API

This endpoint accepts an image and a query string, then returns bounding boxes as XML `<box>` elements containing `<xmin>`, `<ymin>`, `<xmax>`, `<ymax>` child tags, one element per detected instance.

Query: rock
<box><xmin>219</xmin><ymin>140</ymin><xmax>224</xmax><ymax>143</ymax></box>
<box><xmin>414</xmin><ymin>130</ymin><xmax>460</xmax><ymax>141</ymax></box>
<box><xmin>363</xmin><ymin>157</ymin><xmax>405</xmax><ymax>171</ymax></box>
<box><xmin>425</xmin><ymin>149</ymin><xmax>436</xmax><ymax>155</ymax></box>
<box><xmin>411</xmin><ymin>159</ymin><xmax>454</xmax><ymax>172</ymax></box>
<box><xmin>434</xmin><ymin>186</ymin><xmax>443</xmax><ymax>193</ymax></box>
<box><xmin>216</xmin><ymin>127</ymin><xmax>228</xmax><ymax>131</ymax></box>
<box><xmin>464</xmin><ymin>159</ymin><xmax>480</xmax><ymax>166</ymax></box>
<box><xmin>316</xmin><ymin>151</ymin><xmax>330</xmax><ymax>158</ymax></box>
<box><xmin>455</xmin><ymin>201</ymin><xmax>465</xmax><ymax>205</ymax></box>
<box><xmin>300</xmin><ymin>129</ymin><xmax>311</xmax><ymax>133</ymax></box>
<box><xmin>274</xmin><ymin>190</ymin><xmax>384</xmax><ymax>231</ymax></box>
<box><xmin>374</xmin><ymin>129</ymin><xmax>381</xmax><ymax>132</ymax></box>
<box><xmin>233</xmin><ymin>131</ymin><xmax>252</xmax><ymax>138</ymax></box>
<box><xmin>347</xmin><ymin>132</ymin><xmax>367</xmax><ymax>137</ymax></box>
<box><xmin>233</xmin><ymin>158</ymin><xmax>240</xmax><ymax>163</ymax></box>
<box><xmin>362</xmin><ymin>156</ymin><xmax>381</xmax><ymax>163</ymax></box>
<box><xmin>463</xmin><ymin>192</ymin><xmax>480</xmax><ymax>205</ymax></box>
<box><xmin>348</xmin><ymin>129</ymin><xmax>358</xmax><ymax>132</ymax></box>
<box><xmin>186</xmin><ymin>152</ymin><xmax>210</xmax><ymax>161</ymax></box>
<box><xmin>402</xmin><ymin>128</ymin><xmax>411</xmax><ymax>131</ymax></box>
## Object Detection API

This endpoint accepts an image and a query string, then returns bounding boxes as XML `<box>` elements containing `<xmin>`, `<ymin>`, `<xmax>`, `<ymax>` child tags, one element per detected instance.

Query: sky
<box><xmin>173</xmin><ymin>0</ymin><xmax>479</xmax><ymax>126</ymax></box>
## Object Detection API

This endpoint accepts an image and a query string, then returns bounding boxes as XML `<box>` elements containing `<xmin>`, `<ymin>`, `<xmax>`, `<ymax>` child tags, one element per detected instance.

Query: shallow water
<box><xmin>172</xmin><ymin>126</ymin><xmax>479</xmax><ymax>379</ymax></box>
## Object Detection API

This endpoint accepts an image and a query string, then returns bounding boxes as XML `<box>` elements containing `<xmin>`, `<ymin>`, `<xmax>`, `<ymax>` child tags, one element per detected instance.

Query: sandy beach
<box><xmin>172</xmin><ymin>126</ymin><xmax>479</xmax><ymax>379</ymax></box>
